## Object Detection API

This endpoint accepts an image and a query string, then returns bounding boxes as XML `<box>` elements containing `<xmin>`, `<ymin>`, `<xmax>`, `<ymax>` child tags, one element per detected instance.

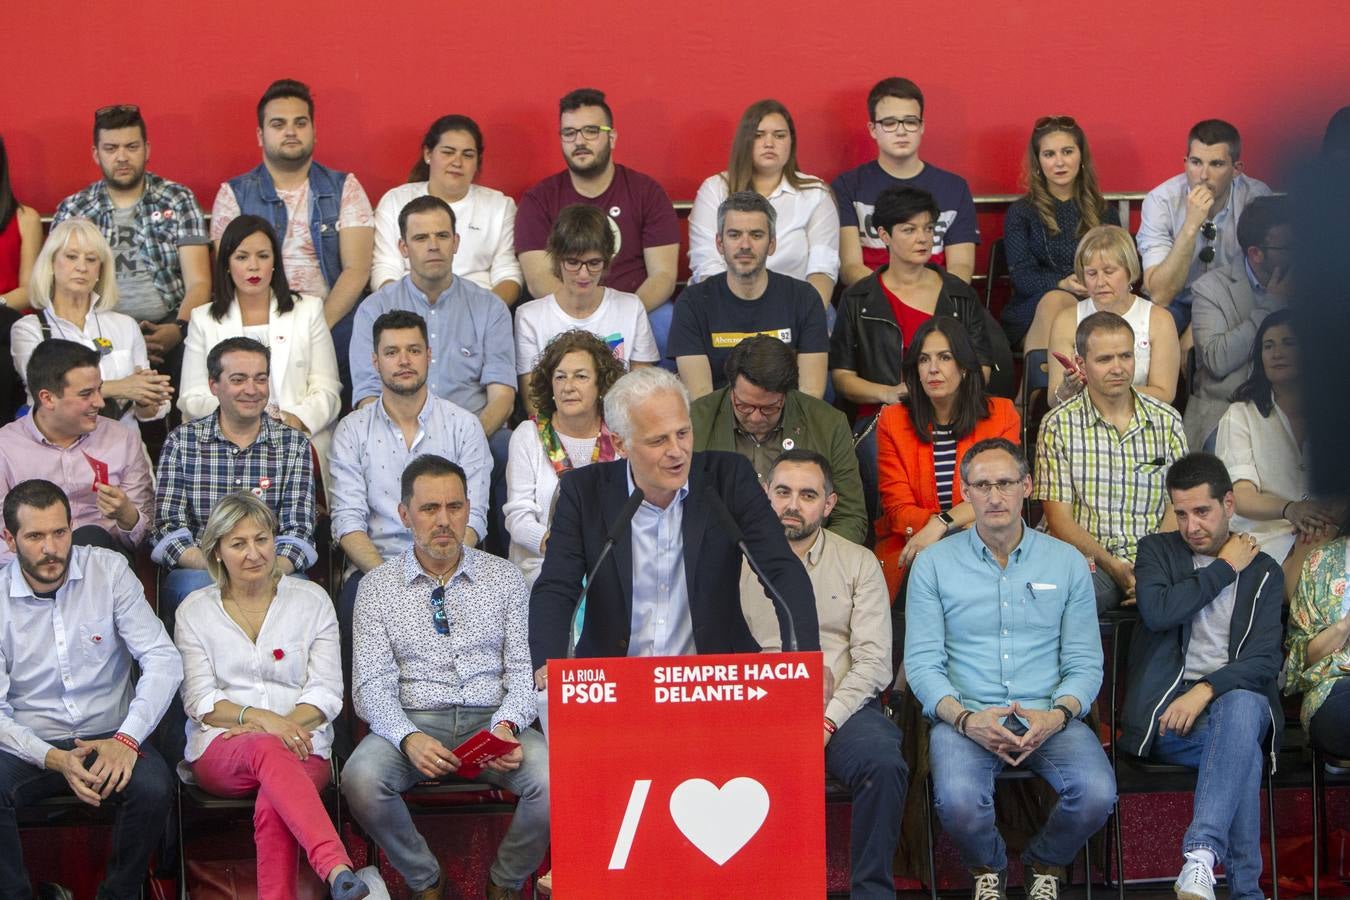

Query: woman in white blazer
<box><xmin>179</xmin><ymin>216</ymin><xmax>341</xmax><ymax>484</ymax></box>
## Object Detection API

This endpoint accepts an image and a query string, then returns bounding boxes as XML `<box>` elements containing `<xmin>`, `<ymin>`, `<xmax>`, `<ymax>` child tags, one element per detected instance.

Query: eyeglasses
<box><xmin>729</xmin><ymin>387</ymin><xmax>785</xmax><ymax>418</ymax></box>
<box><xmin>560</xmin><ymin>125</ymin><xmax>613</xmax><ymax>142</ymax></box>
<box><xmin>560</xmin><ymin>256</ymin><xmax>607</xmax><ymax>273</ymax></box>
<box><xmin>1199</xmin><ymin>220</ymin><xmax>1217</xmax><ymax>264</ymax></box>
<box><xmin>429</xmin><ymin>585</ymin><xmax>450</xmax><ymax>636</ymax></box>
<box><xmin>873</xmin><ymin>116</ymin><xmax>924</xmax><ymax>134</ymax></box>
<box><xmin>966</xmin><ymin>479</ymin><xmax>1025</xmax><ymax>497</ymax></box>
<box><xmin>1034</xmin><ymin>115</ymin><xmax>1078</xmax><ymax>130</ymax></box>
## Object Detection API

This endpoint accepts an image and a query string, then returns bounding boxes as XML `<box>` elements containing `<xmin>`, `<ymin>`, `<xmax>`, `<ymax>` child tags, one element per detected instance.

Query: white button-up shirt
<box><xmin>687</xmin><ymin>173</ymin><xmax>840</xmax><ymax>285</ymax></box>
<box><xmin>0</xmin><ymin>546</ymin><xmax>182</xmax><ymax>768</ymax></box>
<box><xmin>174</xmin><ymin>575</ymin><xmax>343</xmax><ymax>764</ymax></box>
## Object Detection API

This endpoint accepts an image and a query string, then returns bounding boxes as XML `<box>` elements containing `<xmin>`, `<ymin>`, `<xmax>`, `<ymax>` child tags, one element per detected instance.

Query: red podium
<box><xmin>547</xmin><ymin>652</ymin><xmax>825</xmax><ymax>898</ymax></box>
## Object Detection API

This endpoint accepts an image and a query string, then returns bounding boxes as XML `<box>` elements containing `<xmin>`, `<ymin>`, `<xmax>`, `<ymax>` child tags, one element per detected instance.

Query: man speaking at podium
<box><xmin>530</xmin><ymin>367</ymin><xmax>819</xmax><ymax>674</ymax></box>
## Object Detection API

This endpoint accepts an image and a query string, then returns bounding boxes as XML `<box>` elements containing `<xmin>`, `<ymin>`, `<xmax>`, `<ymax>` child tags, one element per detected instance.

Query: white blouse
<box><xmin>504</xmin><ymin>422</ymin><xmax>605</xmax><ymax>585</ymax></box>
<box><xmin>10</xmin><ymin>307</ymin><xmax>170</xmax><ymax>429</ymax></box>
<box><xmin>174</xmin><ymin>576</ymin><xmax>344</xmax><ymax>767</ymax></box>
<box><xmin>1217</xmin><ymin>398</ymin><xmax>1307</xmax><ymax>562</ymax></box>
<box><xmin>687</xmin><ymin>172</ymin><xmax>839</xmax><ymax>285</ymax></box>
<box><xmin>371</xmin><ymin>181</ymin><xmax>522</xmax><ymax>292</ymax></box>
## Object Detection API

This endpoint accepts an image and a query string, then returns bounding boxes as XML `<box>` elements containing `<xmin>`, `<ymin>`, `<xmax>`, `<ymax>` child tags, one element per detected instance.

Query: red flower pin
<box><xmin>273</xmin><ymin>648</ymin><xmax>285</xmax><ymax>660</ymax></box>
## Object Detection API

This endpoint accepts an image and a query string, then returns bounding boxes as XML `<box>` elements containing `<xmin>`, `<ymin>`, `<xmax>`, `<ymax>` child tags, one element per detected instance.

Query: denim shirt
<box><xmin>227</xmin><ymin>161</ymin><xmax>347</xmax><ymax>288</ymax></box>
<box><xmin>904</xmin><ymin>525</ymin><xmax>1102</xmax><ymax>723</ymax></box>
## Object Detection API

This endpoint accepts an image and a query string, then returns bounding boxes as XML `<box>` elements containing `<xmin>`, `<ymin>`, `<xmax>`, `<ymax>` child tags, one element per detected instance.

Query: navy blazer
<box><xmin>529</xmin><ymin>451</ymin><xmax>819</xmax><ymax>670</ymax></box>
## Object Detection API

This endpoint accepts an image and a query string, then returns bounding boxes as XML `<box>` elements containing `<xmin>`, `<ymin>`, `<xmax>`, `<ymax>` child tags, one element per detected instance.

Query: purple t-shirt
<box><xmin>831</xmin><ymin>160</ymin><xmax>979</xmax><ymax>271</ymax></box>
<box><xmin>515</xmin><ymin>164</ymin><xmax>680</xmax><ymax>295</ymax></box>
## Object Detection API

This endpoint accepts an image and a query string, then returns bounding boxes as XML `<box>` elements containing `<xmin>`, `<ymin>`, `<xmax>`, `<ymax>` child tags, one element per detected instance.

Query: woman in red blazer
<box><xmin>875</xmin><ymin>316</ymin><xmax>1020</xmax><ymax>599</ymax></box>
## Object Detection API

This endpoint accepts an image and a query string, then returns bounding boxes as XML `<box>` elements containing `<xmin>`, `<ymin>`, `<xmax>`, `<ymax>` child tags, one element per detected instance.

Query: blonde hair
<box><xmin>200</xmin><ymin>492</ymin><xmax>283</xmax><ymax>590</ymax></box>
<box><xmin>29</xmin><ymin>218</ymin><xmax>119</xmax><ymax>313</ymax></box>
<box><xmin>1073</xmin><ymin>224</ymin><xmax>1141</xmax><ymax>285</ymax></box>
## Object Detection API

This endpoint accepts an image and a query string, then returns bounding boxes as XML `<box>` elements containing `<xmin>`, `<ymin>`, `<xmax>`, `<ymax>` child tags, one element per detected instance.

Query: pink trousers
<box><xmin>192</xmin><ymin>732</ymin><xmax>352</xmax><ymax>900</ymax></box>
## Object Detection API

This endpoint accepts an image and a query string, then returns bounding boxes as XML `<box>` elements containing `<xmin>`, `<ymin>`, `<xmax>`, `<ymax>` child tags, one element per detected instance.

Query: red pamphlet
<box><xmin>450</xmin><ymin>729</ymin><xmax>517</xmax><ymax>778</ymax></box>
<box><xmin>83</xmin><ymin>452</ymin><xmax>110</xmax><ymax>491</ymax></box>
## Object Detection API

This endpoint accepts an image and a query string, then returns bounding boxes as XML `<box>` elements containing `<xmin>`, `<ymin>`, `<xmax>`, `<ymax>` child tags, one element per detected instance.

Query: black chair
<box><xmin>984</xmin><ymin>237</ymin><xmax>1010</xmax><ymax>313</ymax></box>
<box><xmin>1311</xmin><ymin>748</ymin><xmax>1350</xmax><ymax>899</ymax></box>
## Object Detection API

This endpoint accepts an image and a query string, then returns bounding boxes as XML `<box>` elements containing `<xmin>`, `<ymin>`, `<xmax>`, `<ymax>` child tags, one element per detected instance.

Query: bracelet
<box><xmin>112</xmin><ymin>732</ymin><xmax>145</xmax><ymax>758</ymax></box>
<box><xmin>1282</xmin><ymin>500</ymin><xmax>1294</xmax><ymax>521</ymax></box>
<box><xmin>493</xmin><ymin>720</ymin><xmax>519</xmax><ymax>737</ymax></box>
<box><xmin>237</xmin><ymin>705</ymin><xmax>252</xmax><ymax>725</ymax></box>
<box><xmin>1052</xmin><ymin>704</ymin><xmax>1075</xmax><ymax>731</ymax></box>
<box><xmin>955</xmin><ymin>709</ymin><xmax>973</xmax><ymax>736</ymax></box>
<box><xmin>823</xmin><ymin>718</ymin><xmax>838</xmax><ymax>735</ymax></box>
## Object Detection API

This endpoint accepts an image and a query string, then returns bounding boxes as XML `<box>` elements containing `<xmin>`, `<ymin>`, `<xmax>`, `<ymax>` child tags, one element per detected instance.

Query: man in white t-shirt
<box><xmin>210</xmin><ymin>79</ymin><xmax>375</xmax><ymax>401</ymax></box>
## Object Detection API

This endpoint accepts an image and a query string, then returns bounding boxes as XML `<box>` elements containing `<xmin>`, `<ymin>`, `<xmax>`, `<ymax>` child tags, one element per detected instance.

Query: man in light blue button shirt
<box><xmin>1136</xmin><ymin>119</ymin><xmax>1272</xmax><ymax>332</ymax></box>
<box><xmin>905</xmin><ymin>439</ymin><xmax>1114</xmax><ymax>900</ymax></box>
<box><xmin>0</xmin><ymin>479</ymin><xmax>182</xmax><ymax>900</ymax></box>
<box><xmin>350</xmin><ymin>195</ymin><xmax>516</xmax><ymax>552</ymax></box>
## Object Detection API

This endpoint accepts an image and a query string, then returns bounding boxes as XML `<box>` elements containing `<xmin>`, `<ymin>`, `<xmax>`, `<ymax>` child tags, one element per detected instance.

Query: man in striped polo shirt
<box><xmin>1034</xmin><ymin>312</ymin><xmax>1189</xmax><ymax>611</ymax></box>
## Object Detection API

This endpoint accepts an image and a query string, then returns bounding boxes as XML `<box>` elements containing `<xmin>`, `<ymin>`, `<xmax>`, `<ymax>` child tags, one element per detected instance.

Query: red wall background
<box><xmin>5</xmin><ymin>1</ymin><xmax>1349</xmax><ymax>217</ymax></box>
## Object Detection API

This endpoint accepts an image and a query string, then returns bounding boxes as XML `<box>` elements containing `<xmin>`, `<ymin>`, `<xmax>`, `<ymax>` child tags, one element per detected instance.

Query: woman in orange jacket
<box><xmin>875</xmin><ymin>316</ymin><xmax>1020</xmax><ymax>599</ymax></box>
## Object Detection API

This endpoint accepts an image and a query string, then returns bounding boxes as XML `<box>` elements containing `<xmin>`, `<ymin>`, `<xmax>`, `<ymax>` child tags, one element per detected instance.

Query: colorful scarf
<box><xmin>535</xmin><ymin>415</ymin><xmax>617</xmax><ymax>474</ymax></box>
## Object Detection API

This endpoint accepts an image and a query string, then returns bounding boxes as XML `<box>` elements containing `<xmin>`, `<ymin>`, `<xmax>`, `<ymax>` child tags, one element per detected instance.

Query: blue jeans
<box><xmin>930</xmin><ymin>717</ymin><xmax>1116</xmax><ymax>871</ymax></box>
<box><xmin>1150</xmin><ymin>687</ymin><xmax>1271</xmax><ymax>900</ymax></box>
<box><xmin>648</xmin><ymin>300</ymin><xmax>675</xmax><ymax>371</ymax></box>
<box><xmin>825</xmin><ymin>699</ymin><xmax>907</xmax><ymax>898</ymax></box>
<box><xmin>341</xmin><ymin>707</ymin><xmax>550</xmax><ymax>890</ymax></box>
<box><xmin>0</xmin><ymin>737</ymin><xmax>174</xmax><ymax>899</ymax></box>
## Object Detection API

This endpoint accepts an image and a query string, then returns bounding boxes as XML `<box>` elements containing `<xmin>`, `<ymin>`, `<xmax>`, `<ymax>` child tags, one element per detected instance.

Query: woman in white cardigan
<box><xmin>371</xmin><ymin>114</ymin><xmax>521</xmax><ymax>304</ymax></box>
<box><xmin>179</xmin><ymin>215</ymin><xmax>341</xmax><ymax>484</ymax></box>
<box><xmin>504</xmin><ymin>329</ymin><xmax>627</xmax><ymax>584</ymax></box>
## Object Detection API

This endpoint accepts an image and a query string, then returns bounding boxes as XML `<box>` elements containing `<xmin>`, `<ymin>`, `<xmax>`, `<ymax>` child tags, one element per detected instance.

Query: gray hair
<box><xmin>200</xmin><ymin>492</ymin><xmax>282</xmax><ymax>589</ymax></box>
<box><xmin>716</xmin><ymin>190</ymin><xmax>777</xmax><ymax>241</ymax></box>
<box><xmin>603</xmin><ymin>367</ymin><xmax>690</xmax><ymax>444</ymax></box>
<box><xmin>958</xmin><ymin>437</ymin><xmax>1030</xmax><ymax>484</ymax></box>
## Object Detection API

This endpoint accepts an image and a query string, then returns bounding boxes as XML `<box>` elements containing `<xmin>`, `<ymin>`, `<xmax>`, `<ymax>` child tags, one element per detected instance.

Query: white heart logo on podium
<box><xmin>668</xmin><ymin>777</ymin><xmax>770</xmax><ymax>865</ymax></box>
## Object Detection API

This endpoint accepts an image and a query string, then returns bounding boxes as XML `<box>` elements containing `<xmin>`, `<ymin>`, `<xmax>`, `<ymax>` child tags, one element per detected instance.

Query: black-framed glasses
<box><xmin>560</xmin><ymin>125</ymin><xmax>613</xmax><ymax>142</ymax></box>
<box><xmin>729</xmin><ymin>386</ymin><xmax>785</xmax><ymax>418</ymax></box>
<box><xmin>873</xmin><ymin>116</ymin><xmax>923</xmax><ymax>134</ymax></box>
<box><xmin>1199</xmin><ymin>220</ymin><xmax>1217</xmax><ymax>264</ymax></box>
<box><xmin>1034</xmin><ymin>115</ymin><xmax>1078</xmax><ymax>131</ymax></box>
<box><xmin>560</xmin><ymin>256</ymin><xmax>607</xmax><ymax>273</ymax></box>
<box><xmin>429</xmin><ymin>585</ymin><xmax>450</xmax><ymax>636</ymax></box>
<box><xmin>966</xmin><ymin>479</ymin><xmax>1025</xmax><ymax>497</ymax></box>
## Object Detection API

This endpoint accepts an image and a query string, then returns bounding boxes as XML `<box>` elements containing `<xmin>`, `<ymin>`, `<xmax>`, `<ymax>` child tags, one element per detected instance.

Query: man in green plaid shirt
<box><xmin>1035</xmin><ymin>312</ymin><xmax>1188</xmax><ymax>611</ymax></box>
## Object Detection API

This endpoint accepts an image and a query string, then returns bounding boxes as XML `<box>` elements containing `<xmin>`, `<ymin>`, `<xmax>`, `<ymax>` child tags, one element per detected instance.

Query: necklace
<box><xmin>226</xmin><ymin>593</ymin><xmax>273</xmax><ymax>642</ymax></box>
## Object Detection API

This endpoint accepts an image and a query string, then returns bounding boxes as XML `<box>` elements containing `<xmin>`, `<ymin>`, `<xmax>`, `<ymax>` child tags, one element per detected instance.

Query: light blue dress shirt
<box><xmin>0</xmin><ymin>547</ymin><xmax>183</xmax><ymax>767</ymax></box>
<box><xmin>349</xmin><ymin>275</ymin><xmax>516</xmax><ymax>412</ymax></box>
<box><xmin>329</xmin><ymin>394</ymin><xmax>492</xmax><ymax>555</ymax></box>
<box><xmin>626</xmin><ymin>466</ymin><xmax>695</xmax><ymax>657</ymax></box>
<box><xmin>904</xmin><ymin>525</ymin><xmax>1102</xmax><ymax>722</ymax></box>
<box><xmin>1136</xmin><ymin>172</ymin><xmax>1272</xmax><ymax>308</ymax></box>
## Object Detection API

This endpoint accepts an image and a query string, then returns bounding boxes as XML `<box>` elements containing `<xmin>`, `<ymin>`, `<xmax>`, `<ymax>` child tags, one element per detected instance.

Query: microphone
<box><xmin>566</xmin><ymin>487</ymin><xmax>645</xmax><ymax>657</ymax></box>
<box><xmin>704</xmin><ymin>488</ymin><xmax>799</xmax><ymax>652</ymax></box>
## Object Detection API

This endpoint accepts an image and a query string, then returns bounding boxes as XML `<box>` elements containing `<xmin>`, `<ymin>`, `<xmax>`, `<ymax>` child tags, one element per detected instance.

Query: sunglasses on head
<box><xmin>430</xmin><ymin>585</ymin><xmax>450</xmax><ymax>636</ymax></box>
<box><xmin>1034</xmin><ymin>115</ymin><xmax>1078</xmax><ymax>131</ymax></box>
<box><xmin>1199</xmin><ymin>220</ymin><xmax>1217</xmax><ymax>264</ymax></box>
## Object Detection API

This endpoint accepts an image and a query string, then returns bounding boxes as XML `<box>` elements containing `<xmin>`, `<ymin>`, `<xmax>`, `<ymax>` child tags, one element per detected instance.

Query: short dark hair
<box><xmin>256</xmin><ymin>79</ymin><xmax>313</xmax><ymax>128</ymax></box>
<box><xmin>560</xmin><ymin>88</ymin><xmax>613</xmax><ymax>125</ymax></box>
<box><xmin>1165</xmin><ymin>451</ymin><xmax>1234</xmax><ymax>501</ymax></box>
<box><xmin>1231</xmin><ymin>308</ymin><xmax>1294</xmax><ymax>417</ymax></box>
<box><xmin>398</xmin><ymin>194</ymin><xmax>456</xmax><ymax>239</ymax></box>
<box><xmin>1188</xmin><ymin>119</ymin><xmax>1242</xmax><ymax>162</ymax></box>
<box><xmin>546</xmin><ymin>205</ymin><xmax>615</xmax><ymax>278</ymax></box>
<box><xmin>867</xmin><ymin>77</ymin><xmax>924</xmax><ymax>120</ymax></box>
<box><xmin>25</xmin><ymin>340</ymin><xmax>101</xmax><ymax>400</ymax></box>
<box><xmin>207</xmin><ymin>337</ymin><xmax>270</xmax><ymax>383</ymax></box>
<box><xmin>211</xmin><ymin>215</ymin><xmax>296</xmax><ymax>321</ymax></box>
<box><xmin>959</xmin><ymin>437</ymin><xmax>1029</xmax><ymax>484</ymax></box>
<box><xmin>716</xmin><ymin>190</ymin><xmax>777</xmax><ymax>241</ymax></box>
<box><xmin>1236</xmin><ymin>195</ymin><xmax>1290</xmax><ymax>254</ymax></box>
<box><xmin>400</xmin><ymin>454</ymin><xmax>466</xmax><ymax>506</ymax></box>
<box><xmin>1075</xmin><ymin>310</ymin><xmax>1135</xmax><ymax>358</ymax></box>
<box><xmin>724</xmin><ymin>334</ymin><xmax>798</xmax><ymax>394</ymax></box>
<box><xmin>872</xmin><ymin>186</ymin><xmax>939</xmax><ymax>234</ymax></box>
<box><xmin>92</xmin><ymin>104</ymin><xmax>146</xmax><ymax>144</ymax></box>
<box><xmin>769</xmin><ymin>448</ymin><xmax>835</xmax><ymax>496</ymax></box>
<box><xmin>3</xmin><ymin>479</ymin><xmax>71</xmax><ymax>535</ymax></box>
<box><xmin>372</xmin><ymin>310</ymin><xmax>428</xmax><ymax>349</ymax></box>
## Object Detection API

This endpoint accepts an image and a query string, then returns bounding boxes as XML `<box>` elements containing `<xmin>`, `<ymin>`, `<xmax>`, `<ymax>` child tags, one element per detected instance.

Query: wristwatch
<box><xmin>936</xmin><ymin>511</ymin><xmax>955</xmax><ymax>528</ymax></box>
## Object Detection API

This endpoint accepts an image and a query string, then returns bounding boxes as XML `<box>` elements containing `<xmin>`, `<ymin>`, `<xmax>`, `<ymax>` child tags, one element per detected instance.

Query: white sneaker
<box><xmin>1174</xmin><ymin>857</ymin><xmax>1217</xmax><ymax>900</ymax></box>
<box><xmin>1027</xmin><ymin>871</ymin><xmax>1060</xmax><ymax>900</ymax></box>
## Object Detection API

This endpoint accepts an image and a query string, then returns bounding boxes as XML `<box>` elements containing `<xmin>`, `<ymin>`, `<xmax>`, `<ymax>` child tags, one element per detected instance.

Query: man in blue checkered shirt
<box><xmin>151</xmin><ymin>337</ymin><xmax>316</xmax><ymax>632</ymax></box>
